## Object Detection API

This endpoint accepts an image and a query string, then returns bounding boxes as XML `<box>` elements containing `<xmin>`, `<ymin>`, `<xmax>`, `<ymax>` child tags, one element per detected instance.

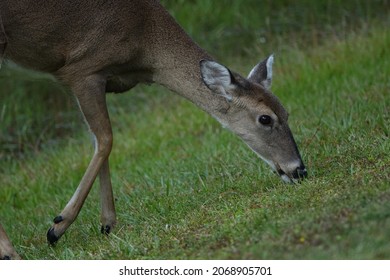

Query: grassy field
<box><xmin>0</xmin><ymin>1</ymin><xmax>389</xmax><ymax>259</ymax></box>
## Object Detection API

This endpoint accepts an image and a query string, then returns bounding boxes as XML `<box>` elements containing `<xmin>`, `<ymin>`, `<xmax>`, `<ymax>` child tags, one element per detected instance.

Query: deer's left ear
<box><xmin>200</xmin><ymin>60</ymin><xmax>236</xmax><ymax>101</ymax></box>
<box><xmin>247</xmin><ymin>54</ymin><xmax>274</xmax><ymax>89</ymax></box>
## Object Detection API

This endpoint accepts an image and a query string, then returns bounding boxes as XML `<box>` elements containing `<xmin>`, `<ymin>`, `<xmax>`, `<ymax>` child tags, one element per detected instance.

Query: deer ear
<box><xmin>247</xmin><ymin>54</ymin><xmax>274</xmax><ymax>89</ymax></box>
<box><xmin>200</xmin><ymin>60</ymin><xmax>235</xmax><ymax>101</ymax></box>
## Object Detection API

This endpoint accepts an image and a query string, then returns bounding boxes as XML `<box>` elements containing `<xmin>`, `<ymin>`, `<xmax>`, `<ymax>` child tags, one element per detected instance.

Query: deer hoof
<box><xmin>100</xmin><ymin>225</ymin><xmax>111</xmax><ymax>235</ymax></box>
<box><xmin>47</xmin><ymin>227</ymin><xmax>60</xmax><ymax>245</ymax></box>
<box><xmin>47</xmin><ymin>215</ymin><xmax>64</xmax><ymax>245</ymax></box>
<box><xmin>1</xmin><ymin>255</ymin><xmax>11</xmax><ymax>260</ymax></box>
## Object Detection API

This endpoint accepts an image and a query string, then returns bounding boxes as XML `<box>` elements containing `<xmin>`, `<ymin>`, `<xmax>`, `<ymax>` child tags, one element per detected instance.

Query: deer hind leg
<box><xmin>47</xmin><ymin>74</ymin><xmax>116</xmax><ymax>244</ymax></box>
<box><xmin>0</xmin><ymin>223</ymin><xmax>21</xmax><ymax>260</ymax></box>
<box><xmin>99</xmin><ymin>158</ymin><xmax>116</xmax><ymax>235</ymax></box>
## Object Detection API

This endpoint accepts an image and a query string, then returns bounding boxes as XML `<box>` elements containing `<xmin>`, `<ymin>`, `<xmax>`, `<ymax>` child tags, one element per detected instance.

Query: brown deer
<box><xmin>0</xmin><ymin>0</ymin><xmax>307</xmax><ymax>259</ymax></box>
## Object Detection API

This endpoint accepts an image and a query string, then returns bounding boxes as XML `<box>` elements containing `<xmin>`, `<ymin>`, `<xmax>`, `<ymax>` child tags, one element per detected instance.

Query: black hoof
<box><xmin>53</xmin><ymin>215</ymin><xmax>63</xmax><ymax>224</ymax></box>
<box><xmin>2</xmin><ymin>255</ymin><xmax>11</xmax><ymax>260</ymax></box>
<box><xmin>47</xmin><ymin>227</ymin><xmax>60</xmax><ymax>245</ymax></box>
<box><xmin>100</xmin><ymin>225</ymin><xmax>111</xmax><ymax>235</ymax></box>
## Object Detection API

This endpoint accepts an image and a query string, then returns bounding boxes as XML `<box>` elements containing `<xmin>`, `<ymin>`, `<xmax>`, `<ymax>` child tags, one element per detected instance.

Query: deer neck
<box><xmin>144</xmin><ymin>8</ymin><xmax>229</xmax><ymax>123</ymax></box>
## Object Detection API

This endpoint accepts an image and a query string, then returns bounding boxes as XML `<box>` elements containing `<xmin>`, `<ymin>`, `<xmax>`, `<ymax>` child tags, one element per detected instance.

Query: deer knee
<box><xmin>94</xmin><ymin>133</ymin><xmax>113</xmax><ymax>158</ymax></box>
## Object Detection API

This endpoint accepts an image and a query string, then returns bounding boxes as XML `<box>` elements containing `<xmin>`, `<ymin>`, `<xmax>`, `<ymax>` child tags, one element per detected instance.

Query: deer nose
<box><xmin>292</xmin><ymin>165</ymin><xmax>308</xmax><ymax>180</ymax></box>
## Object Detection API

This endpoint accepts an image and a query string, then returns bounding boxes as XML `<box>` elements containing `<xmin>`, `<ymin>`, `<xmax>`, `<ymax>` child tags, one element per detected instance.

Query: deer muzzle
<box><xmin>275</xmin><ymin>161</ymin><xmax>307</xmax><ymax>183</ymax></box>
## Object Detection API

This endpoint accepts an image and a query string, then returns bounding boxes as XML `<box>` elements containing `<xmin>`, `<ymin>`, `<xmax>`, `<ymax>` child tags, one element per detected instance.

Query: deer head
<box><xmin>200</xmin><ymin>55</ymin><xmax>307</xmax><ymax>183</ymax></box>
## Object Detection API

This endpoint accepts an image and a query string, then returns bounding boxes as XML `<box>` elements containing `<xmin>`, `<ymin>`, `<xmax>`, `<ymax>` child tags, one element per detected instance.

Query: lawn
<box><xmin>0</xmin><ymin>0</ymin><xmax>389</xmax><ymax>259</ymax></box>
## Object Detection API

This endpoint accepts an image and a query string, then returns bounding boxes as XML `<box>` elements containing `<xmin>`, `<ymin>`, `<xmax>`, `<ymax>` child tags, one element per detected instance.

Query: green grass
<box><xmin>0</xmin><ymin>1</ymin><xmax>389</xmax><ymax>259</ymax></box>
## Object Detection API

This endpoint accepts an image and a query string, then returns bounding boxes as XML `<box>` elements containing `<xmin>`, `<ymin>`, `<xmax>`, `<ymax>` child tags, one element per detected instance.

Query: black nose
<box><xmin>293</xmin><ymin>165</ymin><xmax>308</xmax><ymax>180</ymax></box>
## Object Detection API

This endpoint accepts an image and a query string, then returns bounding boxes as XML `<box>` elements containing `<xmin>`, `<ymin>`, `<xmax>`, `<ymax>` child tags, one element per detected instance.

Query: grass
<box><xmin>0</xmin><ymin>0</ymin><xmax>389</xmax><ymax>259</ymax></box>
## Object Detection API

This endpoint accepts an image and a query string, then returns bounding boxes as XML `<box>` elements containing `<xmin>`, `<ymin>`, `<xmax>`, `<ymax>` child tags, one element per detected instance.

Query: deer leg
<box><xmin>0</xmin><ymin>223</ymin><xmax>21</xmax><ymax>260</ymax></box>
<box><xmin>99</xmin><ymin>158</ymin><xmax>116</xmax><ymax>235</ymax></box>
<box><xmin>47</xmin><ymin>75</ymin><xmax>113</xmax><ymax>244</ymax></box>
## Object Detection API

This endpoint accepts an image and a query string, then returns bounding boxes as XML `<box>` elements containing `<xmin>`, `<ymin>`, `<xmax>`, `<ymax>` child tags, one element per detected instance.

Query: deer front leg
<box><xmin>47</xmin><ymin>75</ymin><xmax>114</xmax><ymax>244</ymax></box>
<box><xmin>0</xmin><ymin>223</ymin><xmax>21</xmax><ymax>260</ymax></box>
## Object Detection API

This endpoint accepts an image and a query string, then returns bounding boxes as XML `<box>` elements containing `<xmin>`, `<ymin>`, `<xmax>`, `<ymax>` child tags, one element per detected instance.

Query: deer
<box><xmin>0</xmin><ymin>0</ymin><xmax>307</xmax><ymax>260</ymax></box>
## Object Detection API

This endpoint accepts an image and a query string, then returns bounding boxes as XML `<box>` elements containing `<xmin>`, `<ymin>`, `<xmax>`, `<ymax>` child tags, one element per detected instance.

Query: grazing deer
<box><xmin>0</xmin><ymin>0</ymin><xmax>307</xmax><ymax>259</ymax></box>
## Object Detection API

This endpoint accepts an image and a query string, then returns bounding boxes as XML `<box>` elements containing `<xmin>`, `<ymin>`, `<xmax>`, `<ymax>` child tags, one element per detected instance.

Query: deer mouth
<box><xmin>274</xmin><ymin>162</ymin><xmax>307</xmax><ymax>183</ymax></box>
<box><xmin>255</xmin><ymin>153</ymin><xmax>305</xmax><ymax>183</ymax></box>
<box><xmin>275</xmin><ymin>166</ymin><xmax>294</xmax><ymax>183</ymax></box>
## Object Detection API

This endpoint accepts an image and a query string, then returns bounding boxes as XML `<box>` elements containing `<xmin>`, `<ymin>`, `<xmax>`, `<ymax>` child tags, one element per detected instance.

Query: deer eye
<box><xmin>258</xmin><ymin>115</ymin><xmax>272</xmax><ymax>125</ymax></box>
